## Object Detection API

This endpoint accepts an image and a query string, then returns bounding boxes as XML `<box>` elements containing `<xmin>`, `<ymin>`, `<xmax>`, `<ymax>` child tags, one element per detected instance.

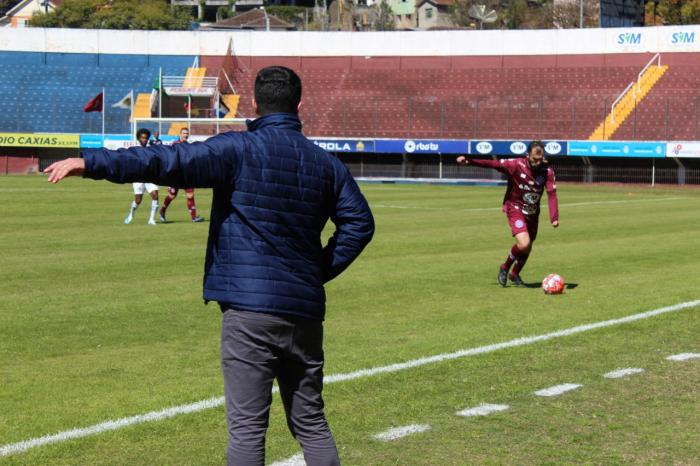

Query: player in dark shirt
<box><xmin>457</xmin><ymin>141</ymin><xmax>559</xmax><ymax>286</ymax></box>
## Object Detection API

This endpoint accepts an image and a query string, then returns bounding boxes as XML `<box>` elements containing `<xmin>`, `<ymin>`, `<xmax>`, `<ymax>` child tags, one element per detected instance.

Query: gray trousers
<box><xmin>221</xmin><ymin>308</ymin><xmax>340</xmax><ymax>466</ymax></box>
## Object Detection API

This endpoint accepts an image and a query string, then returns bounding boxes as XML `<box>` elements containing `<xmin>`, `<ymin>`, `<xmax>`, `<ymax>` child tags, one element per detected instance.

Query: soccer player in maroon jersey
<box><xmin>158</xmin><ymin>127</ymin><xmax>205</xmax><ymax>223</ymax></box>
<box><xmin>456</xmin><ymin>141</ymin><xmax>559</xmax><ymax>287</ymax></box>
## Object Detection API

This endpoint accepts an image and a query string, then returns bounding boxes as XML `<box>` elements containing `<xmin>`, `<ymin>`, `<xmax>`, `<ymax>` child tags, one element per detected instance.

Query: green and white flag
<box><xmin>150</xmin><ymin>73</ymin><xmax>161</xmax><ymax>113</ymax></box>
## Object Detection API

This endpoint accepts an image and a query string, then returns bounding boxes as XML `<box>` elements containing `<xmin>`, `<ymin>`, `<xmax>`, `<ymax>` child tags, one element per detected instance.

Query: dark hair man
<box><xmin>456</xmin><ymin>141</ymin><xmax>559</xmax><ymax>286</ymax></box>
<box><xmin>46</xmin><ymin>65</ymin><xmax>375</xmax><ymax>466</ymax></box>
<box><xmin>124</xmin><ymin>128</ymin><xmax>159</xmax><ymax>225</ymax></box>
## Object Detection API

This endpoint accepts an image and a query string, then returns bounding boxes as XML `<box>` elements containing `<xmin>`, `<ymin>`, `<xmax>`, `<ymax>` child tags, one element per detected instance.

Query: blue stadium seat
<box><xmin>0</xmin><ymin>51</ymin><xmax>195</xmax><ymax>134</ymax></box>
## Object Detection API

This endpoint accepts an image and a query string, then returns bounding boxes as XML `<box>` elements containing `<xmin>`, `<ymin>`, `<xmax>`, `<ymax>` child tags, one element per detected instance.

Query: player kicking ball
<box><xmin>456</xmin><ymin>141</ymin><xmax>559</xmax><ymax>287</ymax></box>
<box><xmin>124</xmin><ymin>128</ymin><xmax>159</xmax><ymax>225</ymax></box>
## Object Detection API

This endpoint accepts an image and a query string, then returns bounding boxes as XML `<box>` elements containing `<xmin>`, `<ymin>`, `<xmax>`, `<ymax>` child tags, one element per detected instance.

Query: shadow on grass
<box><xmin>507</xmin><ymin>282</ymin><xmax>579</xmax><ymax>290</ymax></box>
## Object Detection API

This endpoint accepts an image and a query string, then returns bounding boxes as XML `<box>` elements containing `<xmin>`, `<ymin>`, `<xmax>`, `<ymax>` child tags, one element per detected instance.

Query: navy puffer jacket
<box><xmin>83</xmin><ymin>113</ymin><xmax>374</xmax><ymax>320</ymax></box>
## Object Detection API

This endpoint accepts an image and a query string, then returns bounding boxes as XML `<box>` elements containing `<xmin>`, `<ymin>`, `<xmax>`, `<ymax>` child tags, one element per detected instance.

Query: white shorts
<box><xmin>132</xmin><ymin>183</ymin><xmax>159</xmax><ymax>195</ymax></box>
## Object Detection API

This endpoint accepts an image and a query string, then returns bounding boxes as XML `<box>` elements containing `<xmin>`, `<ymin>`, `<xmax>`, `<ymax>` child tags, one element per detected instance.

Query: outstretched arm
<box><xmin>46</xmin><ymin>157</ymin><xmax>85</xmax><ymax>183</ymax></box>
<box><xmin>47</xmin><ymin>133</ymin><xmax>239</xmax><ymax>187</ymax></box>
<box><xmin>456</xmin><ymin>156</ymin><xmax>514</xmax><ymax>174</ymax></box>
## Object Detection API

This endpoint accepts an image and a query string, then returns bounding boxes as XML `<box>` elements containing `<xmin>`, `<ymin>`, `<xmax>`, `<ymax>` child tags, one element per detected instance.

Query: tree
<box><xmin>501</xmin><ymin>0</ymin><xmax>528</xmax><ymax>28</ymax></box>
<box><xmin>372</xmin><ymin>0</ymin><xmax>396</xmax><ymax>31</ymax></box>
<box><xmin>266</xmin><ymin>5</ymin><xmax>309</xmax><ymax>28</ymax></box>
<box><xmin>28</xmin><ymin>0</ymin><xmax>193</xmax><ymax>30</ymax></box>
<box><xmin>655</xmin><ymin>0</ymin><xmax>700</xmax><ymax>25</ymax></box>
<box><xmin>551</xmin><ymin>0</ymin><xmax>599</xmax><ymax>28</ymax></box>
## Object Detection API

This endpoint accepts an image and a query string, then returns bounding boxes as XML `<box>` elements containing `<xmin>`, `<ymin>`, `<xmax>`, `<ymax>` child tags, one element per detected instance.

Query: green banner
<box><xmin>0</xmin><ymin>133</ymin><xmax>80</xmax><ymax>148</ymax></box>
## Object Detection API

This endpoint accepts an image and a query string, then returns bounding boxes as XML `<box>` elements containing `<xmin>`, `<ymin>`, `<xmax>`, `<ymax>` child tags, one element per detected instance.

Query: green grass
<box><xmin>1</xmin><ymin>176</ymin><xmax>698</xmax><ymax>465</ymax></box>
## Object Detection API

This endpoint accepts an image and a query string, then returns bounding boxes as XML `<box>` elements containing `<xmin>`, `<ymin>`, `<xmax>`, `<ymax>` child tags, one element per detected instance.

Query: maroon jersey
<box><xmin>470</xmin><ymin>157</ymin><xmax>559</xmax><ymax>223</ymax></box>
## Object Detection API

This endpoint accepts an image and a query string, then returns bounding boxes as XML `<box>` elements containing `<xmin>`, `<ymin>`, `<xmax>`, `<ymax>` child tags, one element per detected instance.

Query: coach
<box><xmin>46</xmin><ymin>66</ymin><xmax>375</xmax><ymax>466</ymax></box>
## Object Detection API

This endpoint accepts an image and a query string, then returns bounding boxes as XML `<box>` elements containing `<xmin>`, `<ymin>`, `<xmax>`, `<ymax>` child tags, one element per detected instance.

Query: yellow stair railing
<box><xmin>131</xmin><ymin>93</ymin><xmax>153</xmax><ymax>121</ymax></box>
<box><xmin>221</xmin><ymin>94</ymin><xmax>240</xmax><ymax>118</ymax></box>
<box><xmin>168</xmin><ymin>122</ymin><xmax>189</xmax><ymax>136</ymax></box>
<box><xmin>589</xmin><ymin>54</ymin><xmax>668</xmax><ymax>140</ymax></box>
<box><xmin>183</xmin><ymin>67</ymin><xmax>207</xmax><ymax>88</ymax></box>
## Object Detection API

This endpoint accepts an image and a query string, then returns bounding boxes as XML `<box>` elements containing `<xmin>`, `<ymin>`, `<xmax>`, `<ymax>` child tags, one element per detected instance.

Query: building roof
<box><xmin>205</xmin><ymin>9</ymin><xmax>296</xmax><ymax>31</ymax></box>
<box><xmin>415</xmin><ymin>0</ymin><xmax>453</xmax><ymax>7</ymax></box>
<box><xmin>0</xmin><ymin>0</ymin><xmax>61</xmax><ymax>25</ymax></box>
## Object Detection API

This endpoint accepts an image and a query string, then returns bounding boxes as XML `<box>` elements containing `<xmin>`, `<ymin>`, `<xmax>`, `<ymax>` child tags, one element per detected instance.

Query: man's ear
<box><xmin>252</xmin><ymin>98</ymin><xmax>260</xmax><ymax>116</ymax></box>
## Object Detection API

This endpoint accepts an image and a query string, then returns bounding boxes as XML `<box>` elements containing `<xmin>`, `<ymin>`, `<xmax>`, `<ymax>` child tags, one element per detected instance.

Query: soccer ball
<box><xmin>542</xmin><ymin>274</ymin><xmax>565</xmax><ymax>295</ymax></box>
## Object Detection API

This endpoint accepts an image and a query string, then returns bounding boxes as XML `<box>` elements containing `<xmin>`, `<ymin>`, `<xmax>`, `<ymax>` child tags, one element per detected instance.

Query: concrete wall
<box><xmin>1</xmin><ymin>25</ymin><xmax>700</xmax><ymax>57</ymax></box>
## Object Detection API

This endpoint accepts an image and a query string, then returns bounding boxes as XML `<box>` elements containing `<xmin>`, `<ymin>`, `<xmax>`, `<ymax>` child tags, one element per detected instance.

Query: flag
<box><xmin>149</xmin><ymin>74</ymin><xmax>160</xmax><ymax>113</ymax></box>
<box><xmin>112</xmin><ymin>90</ymin><xmax>133</xmax><ymax>109</ymax></box>
<box><xmin>83</xmin><ymin>92</ymin><xmax>103</xmax><ymax>113</ymax></box>
<box><xmin>217</xmin><ymin>96</ymin><xmax>230</xmax><ymax>118</ymax></box>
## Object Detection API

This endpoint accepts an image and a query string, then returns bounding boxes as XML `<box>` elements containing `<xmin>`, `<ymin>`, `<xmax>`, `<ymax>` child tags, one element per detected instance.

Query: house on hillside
<box><xmin>0</xmin><ymin>0</ymin><xmax>61</xmax><ymax>27</ymax></box>
<box><xmin>201</xmin><ymin>8</ymin><xmax>296</xmax><ymax>30</ymax></box>
<box><xmin>388</xmin><ymin>0</ymin><xmax>416</xmax><ymax>29</ymax></box>
<box><xmin>415</xmin><ymin>0</ymin><xmax>453</xmax><ymax>30</ymax></box>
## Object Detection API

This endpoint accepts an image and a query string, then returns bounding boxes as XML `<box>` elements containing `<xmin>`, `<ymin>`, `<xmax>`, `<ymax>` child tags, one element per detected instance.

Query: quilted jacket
<box><xmin>82</xmin><ymin>113</ymin><xmax>375</xmax><ymax>320</ymax></box>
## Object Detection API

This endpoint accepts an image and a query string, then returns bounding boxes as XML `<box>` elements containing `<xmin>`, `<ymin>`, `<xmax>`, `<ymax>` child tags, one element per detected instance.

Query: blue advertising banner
<box><xmin>79</xmin><ymin>134</ymin><xmax>107</xmax><ymax>148</ymax></box>
<box><xmin>311</xmin><ymin>139</ymin><xmax>375</xmax><ymax>153</ymax></box>
<box><xmin>470</xmin><ymin>140</ymin><xmax>566</xmax><ymax>157</ymax></box>
<box><xmin>80</xmin><ymin>134</ymin><xmax>178</xmax><ymax>149</ymax></box>
<box><xmin>374</xmin><ymin>139</ymin><xmax>468</xmax><ymax>154</ymax></box>
<box><xmin>569</xmin><ymin>141</ymin><xmax>665</xmax><ymax>158</ymax></box>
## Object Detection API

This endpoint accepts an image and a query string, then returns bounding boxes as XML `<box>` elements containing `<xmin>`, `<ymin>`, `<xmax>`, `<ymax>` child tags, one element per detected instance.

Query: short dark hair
<box><xmin>528</xmin><ymin>140</ymin><xmax>545</xmax><ymax>153</ymax></box>
<box><xmin>136</xmin><ymin>128</ymin><xmax>151</xmax><ymax>139</ymax></box>
<box><xmin>254</xmin><ymin>66</ymin><xmax>302</xmax><ymax>115</ymax></box>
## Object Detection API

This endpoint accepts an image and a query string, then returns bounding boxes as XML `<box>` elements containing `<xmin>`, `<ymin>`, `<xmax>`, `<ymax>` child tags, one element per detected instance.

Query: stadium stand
<box><xmin>207</xmin><ymin>56</ymin><xmax>696</xmax><ymax>140</ymax></box>
<box><xmin>1</xmin><ymin>28</ymin><xmax>699</xmax><ymax>142</ymax></box>
<box><xmin>0</xmin><ymin>51</ymin><xmax>194</xmax><ymax>134</ymax></box>
<box><xmin>614</xmin><ymin>62</ymin><xmax>700</xmax><ymax>141</ymax></box>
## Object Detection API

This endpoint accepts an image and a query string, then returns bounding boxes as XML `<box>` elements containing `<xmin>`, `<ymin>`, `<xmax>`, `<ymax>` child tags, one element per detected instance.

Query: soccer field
<box><xmin>1</xmin><ymin>176</ymin><xmax>699</xmax><ymax>465</ymax></box>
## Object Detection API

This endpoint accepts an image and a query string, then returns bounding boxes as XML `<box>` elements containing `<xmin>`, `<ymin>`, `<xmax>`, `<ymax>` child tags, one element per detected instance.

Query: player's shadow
<box><xmin>519</xmin><ymin>282</ymin><xmax>579</xmax><ymax>290</ymax></box>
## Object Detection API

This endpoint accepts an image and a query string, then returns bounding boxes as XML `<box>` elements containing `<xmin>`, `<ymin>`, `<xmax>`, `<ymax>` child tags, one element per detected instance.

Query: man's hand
<box><xmin>45</xmin><ymin>158</ymin><xmax>85</xmax><ymax>183</ymax></box>
<box><xmin>456</xmin><ymin>156</ymin><xmax>469</xmax><ymax>165</ymax></box>
<box><xmin>552</xmin><ymin>220</ymin><xmax>559</xmax><ymax>228</ymax></box>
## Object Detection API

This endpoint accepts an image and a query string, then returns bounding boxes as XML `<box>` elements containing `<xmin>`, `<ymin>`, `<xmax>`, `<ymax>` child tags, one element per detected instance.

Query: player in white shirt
<box><xmin>124</xmin><ymin>128</ymin><xmax>159</xmax><ymax>225</ymax></box>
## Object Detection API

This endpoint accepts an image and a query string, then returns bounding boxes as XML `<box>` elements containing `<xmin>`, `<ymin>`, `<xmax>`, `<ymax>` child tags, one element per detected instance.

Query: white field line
<box><xmin>666</xmin><ymin>353</ymin><xmax>700</xmax><ymax>361</ymax></box>
<box><xmin>603</xmin><ymin>368</ymin><xmax>645</xmax><ymax>379</ymax></box>
<box><xmin>456</xmin><ymin>403</ymin><xmax>510</xmax><ymax>417</ymax></box>
<box><xmin>0</xmin><ymin>397</ymin><xmax>224</xmax><ymax>457</ymax></box>
<box><xmin>2</xmin><ymin>299</ymin><xmax>699</xmax><ymax>457</ymax></box>
<box><xmin>269</xmin><ymin>452</ymin><xmax>306</xmax><ymax>466</ymax></box>
<box><xmin>373</xmin><ymin>424</ymin><xmax>431</xmax><ymax>442</ymax></box>
<box><xmin>534</xmin><ymin>383</ymin><xmax>582</xmax><ymax>397</ymax></box>
<box><xmin>372</xmin><ymin>197</ymin><xmax>684</xmax><ymax>212</ymax></box>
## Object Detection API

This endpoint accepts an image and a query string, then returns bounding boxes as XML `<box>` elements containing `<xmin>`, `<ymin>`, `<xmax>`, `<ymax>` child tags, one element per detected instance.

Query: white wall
<box><xmin>1</xmin><ymin>25</ymin><xmax>700</xmax><ymax>56</ymax></box>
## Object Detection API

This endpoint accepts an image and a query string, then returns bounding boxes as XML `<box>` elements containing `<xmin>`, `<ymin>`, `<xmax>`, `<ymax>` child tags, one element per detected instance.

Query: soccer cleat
<box><xmin>148</xmin><ymin>219</ymin><xmax>156</xmax><ymax>225</ymax></box>
<box><xmin>192</xmin><ymin>216</ymin><xmax>205</xmax><ymax>223</ymax></box>
<box><xmin>159</xmin><ymin>209</ymin><xmax>167</xmax><ymax>223</ymax></box>
<box><xmin>498</xmin><ymin>267</ymin><xmax>508</xmax><ymax>287</ymax></box>
<box><xmin>124</xmin><ymin>214</ymin><xmax>133</xmax><ymax>225</ymax></box>
<box><xmin>509</xmin><ymin>274</ymin><xmax>525</xmax><ymax>287</ymax></box>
